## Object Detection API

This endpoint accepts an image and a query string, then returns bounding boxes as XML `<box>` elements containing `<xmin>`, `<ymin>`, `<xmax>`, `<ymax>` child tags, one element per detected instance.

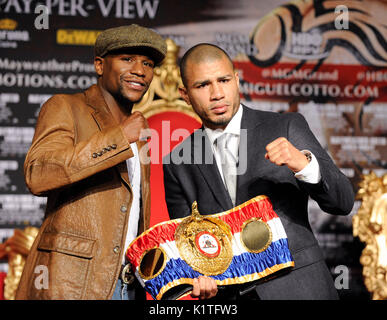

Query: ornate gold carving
<box><xmin>241</xmin><ymin>218</ymin><xmax>272</xmax><ymax>253</ymax></box>
<box><xmin>353</xmin><ymin>172</ymin><xmax>387</xmax><ymax>300</ymax></box>
<box><xmin>133</xmin><ymin>38</ymin><xmax>201</xmax><ymax>123</ymax></box>
<box><xmin>0</xmin><ymin>227</ymin><xmax>38</xmax><ymax>300</ymax></box>
<box><xmin>175</xmin><ymin>202</ymin><xmax>233</xmax><ymax>276</ymax></box>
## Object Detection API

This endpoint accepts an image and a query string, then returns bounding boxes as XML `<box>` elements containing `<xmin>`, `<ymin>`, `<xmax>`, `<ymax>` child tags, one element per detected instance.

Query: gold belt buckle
<box><xmin>175</xmin><ymin>201</ymin><xmax>233</xmax><ymax>276</ymax></box>
<box><xmin>121</xmin><ymin>263</ymin><xmax>135</xmax><ymax>285</ymax></box>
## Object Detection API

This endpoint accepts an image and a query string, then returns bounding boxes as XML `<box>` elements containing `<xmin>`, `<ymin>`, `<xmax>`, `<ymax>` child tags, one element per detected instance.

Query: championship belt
<box><xmin>125</xmin><ymin>195</ymin><xmax>294</xmax><ymax>300</ymax></box>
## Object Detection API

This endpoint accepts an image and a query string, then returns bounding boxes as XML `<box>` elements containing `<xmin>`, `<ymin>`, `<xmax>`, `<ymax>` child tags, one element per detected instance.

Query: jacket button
<box><xmin>111</xmin><ymin>144</ymin><xmax>117</xmax><ymax>149</ymax></box>
<box><xmin>92</xmin><ymin>153</ymin><xmax>98</xmax><ymax>158</ymax></box>
<box><xmin>97</xmin><ymin>151</ymin><xmax>103</xmax><ymax>156</ymax></box>
<box><xmin>120</xmin><ymin>205</ymin><xmax>127</xmax><ymax>213</ymax></box>
<box><xmin>113</xmin><ymin>246</ymin><xmax>120</xmax><ymax>254</ymax></box>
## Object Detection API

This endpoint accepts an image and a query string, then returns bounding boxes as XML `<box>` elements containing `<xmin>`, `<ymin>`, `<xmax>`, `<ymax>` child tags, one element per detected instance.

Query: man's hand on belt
<box><xmin>191</xmin><ymin>276</ymin><xmax>218</xmax><ymax>299</ymax></box>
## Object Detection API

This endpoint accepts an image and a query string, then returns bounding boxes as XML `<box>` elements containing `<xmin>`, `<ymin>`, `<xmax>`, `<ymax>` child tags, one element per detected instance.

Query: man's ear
<box><xmin>235</xmin><ymin>71</ymin><xmax>240</xmax><ymax>87</ymax></box>
<box><xmin>179</xmin><ymin>86</ymin><xmax>191</xmax><ymax>105</ymax></box>
<box><xmin>94</xmin><ymin>57</ymin><xmax>104</xmax><ymax>76</ymax></box>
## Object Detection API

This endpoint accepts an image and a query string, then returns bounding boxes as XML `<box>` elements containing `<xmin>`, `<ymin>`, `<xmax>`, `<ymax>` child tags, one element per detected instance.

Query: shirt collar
<box><xmin>204</xmin><ymin>104</ymin><xmax>243</xmax><ymax>145</ymax></box>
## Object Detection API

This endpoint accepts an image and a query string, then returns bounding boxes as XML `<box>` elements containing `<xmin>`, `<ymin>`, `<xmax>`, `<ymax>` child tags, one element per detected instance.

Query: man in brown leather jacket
<box><xmin>16</xmin><ymin>25</ymin><xmax>167</xmax><ymax>300</ymax></box>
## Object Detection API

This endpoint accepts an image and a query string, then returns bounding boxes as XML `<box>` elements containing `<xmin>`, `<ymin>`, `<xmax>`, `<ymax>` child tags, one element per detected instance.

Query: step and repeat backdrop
<box><xmin>0</xmin><ymin>0</ymin><xmax>386</xmax><ymax>299</ymax></box>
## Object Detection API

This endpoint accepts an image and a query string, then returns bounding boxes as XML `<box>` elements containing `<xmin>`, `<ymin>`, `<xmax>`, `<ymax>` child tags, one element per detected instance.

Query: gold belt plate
<box><xmin>174</xmin><ymin>202</ymin><xmax>233</xmax><ymax>276</ymax></box>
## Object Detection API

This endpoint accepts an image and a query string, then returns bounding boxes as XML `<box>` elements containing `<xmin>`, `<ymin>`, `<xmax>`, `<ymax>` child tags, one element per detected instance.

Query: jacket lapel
<box><xmin>192</xmin><ymin>128</ymin><xmax>234</xmax><ymax>211</ymax></box>
<box><xmin>85</xmin><ymin>85</ymin><xmax>115</xmax><ymax>130</ymax></box>
<box><xmin>235</xmin><ymin>105</ymin><xmax>264</xmax><ymax>204</ymax></box>
<box><xmin>85</xmin><ymin>85</ymin><xmax>131</xmax><ymax>189</ymax></box>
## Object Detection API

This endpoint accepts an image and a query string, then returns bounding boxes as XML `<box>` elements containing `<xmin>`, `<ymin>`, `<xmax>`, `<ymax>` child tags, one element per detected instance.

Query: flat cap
<box><xmin>94</xmin><ymin>24</ymin><xmax>167</xmax><ymax>65</ymax></box>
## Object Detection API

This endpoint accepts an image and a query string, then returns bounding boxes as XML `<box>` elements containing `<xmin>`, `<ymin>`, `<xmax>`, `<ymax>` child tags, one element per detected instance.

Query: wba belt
<box><xmin>125</xmin><ymin>195</ymin><xmax>294</xmax><ymax>300</ymax></box>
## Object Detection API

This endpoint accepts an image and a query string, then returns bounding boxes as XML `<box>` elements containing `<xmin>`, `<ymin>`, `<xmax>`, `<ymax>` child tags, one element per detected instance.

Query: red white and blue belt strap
<box><xmin>125</xmin><ymin>195</ymin><xmax>294</xmax><ymax>300</ymax></box>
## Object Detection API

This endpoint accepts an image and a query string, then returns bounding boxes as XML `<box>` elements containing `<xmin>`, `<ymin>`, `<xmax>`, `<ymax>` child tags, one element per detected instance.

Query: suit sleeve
<box><xmin>287</xmin><ymin>112</ymin><xmax>355</xmax><ymax>215</ymax></box>
<box><xmin>24</xmin><ymin>94</ymin><xmax>133</xmax><ymax>196</ymax></box>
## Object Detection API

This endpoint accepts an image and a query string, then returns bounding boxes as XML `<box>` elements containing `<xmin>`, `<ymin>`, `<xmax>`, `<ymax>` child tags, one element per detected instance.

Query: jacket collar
<box><xmin>240</xmin><ymin>104</ymin><xmax>263</xmax><ymax>131</ymax></box>
<box><xmin>235</xmin><ymin>105</ymin><xmax>266</xmax><ymax>204</ymax></box>
<box><xmin>85</xmin><ymin>84</ymin><xmax>118</xmax><ymax>130</ymax></box>
<box><xmin>84</xmin><ymin>84</ymin><xmax>147</xmax><ymax>155</ymax></box>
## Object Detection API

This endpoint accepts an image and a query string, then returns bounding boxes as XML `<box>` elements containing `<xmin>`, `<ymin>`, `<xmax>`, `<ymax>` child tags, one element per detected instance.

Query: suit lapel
<box><xmin>192</xmin><ymin>128</ymin><xmax>234</xmax><ymax>211</ymax></box>
<box><xmin>235</xmin><ymin>105</ymin><xmax>264</xmax><ymax>204</ymax></box>
<box><xmin>85</xmin><ymin>85</ymin><xmax>131</xmax><ymax>189</ymax></box>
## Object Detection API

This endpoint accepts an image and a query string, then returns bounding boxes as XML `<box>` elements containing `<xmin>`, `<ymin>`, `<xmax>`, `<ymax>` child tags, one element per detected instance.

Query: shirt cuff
<box><xmin>294</xmin><ymin>150</ymin><xmax>321</xmax><ymax>184</ymax></box>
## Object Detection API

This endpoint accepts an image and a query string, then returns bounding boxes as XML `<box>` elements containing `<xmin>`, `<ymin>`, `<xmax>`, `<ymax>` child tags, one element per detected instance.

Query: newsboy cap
<box><xmin>94</xmin><ymin>24</ymin><xmax>167</xmax><ymax>65</ymax></box>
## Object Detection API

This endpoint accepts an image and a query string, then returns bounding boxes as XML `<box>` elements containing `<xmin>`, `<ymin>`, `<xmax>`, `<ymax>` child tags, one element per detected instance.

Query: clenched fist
<box><xmin>120</xmin><ymin>111</ymin><xmax>151</xmax><ymax>143</ymax></box>
<box><xmin>265</xmin><ymin>137</ymin><xmax>309</xmax><ymax>173</ymax></box>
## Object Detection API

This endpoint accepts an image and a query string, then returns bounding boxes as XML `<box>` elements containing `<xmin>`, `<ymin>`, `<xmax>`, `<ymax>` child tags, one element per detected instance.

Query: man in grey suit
<box><xmin>162</xmin><ymin>43</ymin><xmax>355</xmax><ymax>300</ymax></box>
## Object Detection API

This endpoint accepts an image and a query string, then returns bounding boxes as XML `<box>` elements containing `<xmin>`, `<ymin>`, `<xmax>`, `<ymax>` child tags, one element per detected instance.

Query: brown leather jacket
<box><xmin>16</xmin><ymin>85</ymin><xmax>151</xmax><ymax>299</ymax></box>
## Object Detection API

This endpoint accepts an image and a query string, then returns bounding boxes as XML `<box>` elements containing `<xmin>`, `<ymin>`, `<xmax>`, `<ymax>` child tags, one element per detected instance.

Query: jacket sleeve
<box><xmin>287</xmin><ymin>112</ymin><xmax>355</xmax><ymax>215</ymax></box>
<box><xmin>24</xmin><ymin>94</ymin><xmax>133</xmax><ymax>196</ymax></box>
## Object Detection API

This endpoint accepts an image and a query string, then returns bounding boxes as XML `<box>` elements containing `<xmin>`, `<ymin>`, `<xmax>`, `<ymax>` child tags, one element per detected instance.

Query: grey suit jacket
<box><xmin>163</xmin><ymin>105</ymin><xmax>354</xmax><ymax>300</ymax></box>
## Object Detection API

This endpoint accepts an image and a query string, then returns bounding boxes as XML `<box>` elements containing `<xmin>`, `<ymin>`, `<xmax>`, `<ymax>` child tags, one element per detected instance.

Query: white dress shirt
<box><xmin>123</xmin><ymin>142</ymin><xmax>141</xmax><ymax>263</ymax></box>
<box><xmin>204</xmin><ymin>105</ymin><xmax>321</xmax><ymax>186</ymax></box>
<box><xmin>205</xmin><ymin>105</ymin><xmax>242</xmax><ymax>185</ymax></box>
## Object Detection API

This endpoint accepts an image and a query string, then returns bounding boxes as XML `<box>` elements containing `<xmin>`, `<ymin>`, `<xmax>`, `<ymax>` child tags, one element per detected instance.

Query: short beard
<box><xmin>203</xmin><ymin>115</ymin><xmax>231</xmax><ymax>130</ymax></box>
<box><xmin>202</xmin><ymin>103</ymin><xmax>239</xmax><ymax>129</ymax></box>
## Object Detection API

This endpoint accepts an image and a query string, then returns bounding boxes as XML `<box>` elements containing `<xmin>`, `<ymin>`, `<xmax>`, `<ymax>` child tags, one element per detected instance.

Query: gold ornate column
<box><xmin>353</xmin><ymin>172</ymin><xmax>387</xmax><ymax>300</ymax></box>
<box><xmin>0</xmin><ymin>227</ymin><xmax>38</xmax><ymax>300</ymax></box>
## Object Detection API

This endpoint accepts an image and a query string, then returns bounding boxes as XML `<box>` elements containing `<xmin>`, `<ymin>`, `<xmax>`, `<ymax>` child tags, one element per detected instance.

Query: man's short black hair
<box><xmin>179</xmin><ymin>43</ymin><xmax>234</xmax><ymax>87</ymax></box>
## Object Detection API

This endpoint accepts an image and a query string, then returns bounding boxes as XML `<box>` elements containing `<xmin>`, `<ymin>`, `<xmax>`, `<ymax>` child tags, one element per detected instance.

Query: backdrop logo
<box><xmin>0</xmin><ymin>18</ymin><xmax>17</xmax><ymax>30</ymax></box>
<box><xmin>0</xmin><ymin>29</ymin><xmax>30</xmax><ymax>48</ymax></box>
<box><xmin>0</xmin><ymin>0</ymin><xmax>160</xmax><ymax>19</ymax></box>
<box><xmin>249</xmin><ymin>0</ymin><xmax>387</xmax><ymax>68</ymax></box>
<box><xmin>284</xmin><ymin>30</ymin><xmax>329</xmax><ymax>60</ymax></box>
<box><xmin>57</xmin><ymin>29</ymin><xmax>101</xmax><ymax>46</ymax></box>
<box><xmin>215</xmin><ymin>33</ymin><xmax>258</xmax><ymax>59</ymax></box>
